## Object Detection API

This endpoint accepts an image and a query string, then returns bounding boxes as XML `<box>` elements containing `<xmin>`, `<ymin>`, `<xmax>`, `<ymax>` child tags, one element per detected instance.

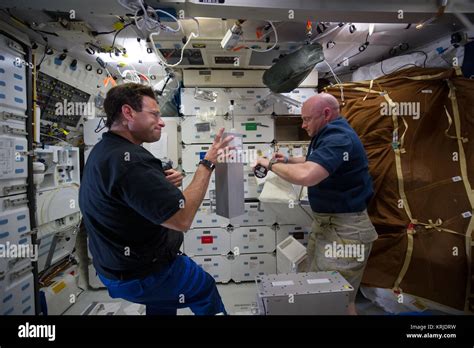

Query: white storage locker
<box><xmin>180</xmin><ymin>115</ymin><xmax>229</xmax><ymax>144</ymax></box>
<box><xmin>230</xmin><ymin>253</ymin><xmax>276</xmax><ymax>283</ymax></box>
<box><xmin>273</xmin><ymin>88</ymin><xmax>316</xmax><ymax>115</ymax></box>
<box><xmin>36</xmin><ymin>185</ymin><xmax>80</xmax><ymax>226</ymax></box>
<box><xmin>274</xmin><ymin>142</ymin><xmax>310</xmax><ymax>159</ymax></box>
<box><xmin>276</xmin><ymin>225</ymin><xmax>311</xmax><ymax>247</ymax></box>
<box><xmin>275</xmin><ymin>204</ymin><xmax>314</xmax><ymax>226</ymax></box>
<box><xmin>244</xmin><ymin>171</ymin><xmax>263</xmax><ymax>200</ymax></box>
<box><xmin>37</xmin><ymin>221</ymin><xmax>78</xmax><ymax>273</ymax></box>
<box><xmin>192</xmin><ymin>255</ymin><xmax>231</xmax><ymax>283</ymax></box>
<box><xmin>184</xmin><ymin>227</ymin><xmax>231</xmax><ymax>256</ymax></box>
<box><xmin>191</xmin><ymin>201</ymin><xmax>229</xmax><ymax>228</ymax></box>
<box><xmin>0</xmin><ymin>266</ymin><xmax>35</xmax><ymax>315</ymax></box>
<box><xmin>0</xmin><ymin>34</ymin><xmax>27</xmax><ymax>114</ymax></box>
<box><xmin>242</xmin><ymin>143</ymin><xmax>273</xmax><ymax>171</ymax></box>
<box><xmin>0</xmin><ymin>194</ymin><xmax>31</xmax><ymax>273</ymax></box>
<box><xmin>180</xmin><ymin>87</ymin><xmax>230</xmax><ymax>116</ymax></box>
<box><xmin>230</xmin><ymin>226</ymin><xmax>276</xmax><ymax>254</ymax></box>
<box><xmin>181</xmin><ymin>144</ymin><xmax>211</xmax><ymax>173</ymax></box>
<box><xmin>182</xmin><ymin>171</ymin><xmax>215</xmax><ymax>200</ymax></box>
<box><xmin>229</xmin><ymin>88</ymin><xmax>273</xmax><ymax>115</ymax></box>
<box><xmin>229</xmin><ymin>202</ymin><xmax>276</xmax><ymax>227</ymax></box>
<box><xmin>142</xmin><ymin>117</ymin><xmax>180</xmax><ymax>167</ymax></box>
<box><xmin>233</xmin><ymin>115</ymin><xmax>274</xmax><ymax>143</ymax></box>
<box><xmin>0</xmin><ymin>135</ymin><xmax>28</xmax><ymax>196</ymax></box>
<box><xmin>82</xmin><ymin>117</ymin><xmax>107</xmax><ymax>146</ymax></box>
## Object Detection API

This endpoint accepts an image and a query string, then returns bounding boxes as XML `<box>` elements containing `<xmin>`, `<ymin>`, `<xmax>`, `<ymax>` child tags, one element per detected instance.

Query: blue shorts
<box><xmin>98</xmin><ymin>255</ymin><xmax>227</xmax><ymax>315</ymax></box>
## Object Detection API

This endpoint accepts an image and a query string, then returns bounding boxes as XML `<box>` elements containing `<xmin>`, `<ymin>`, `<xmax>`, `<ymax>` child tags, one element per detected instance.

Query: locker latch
<box><xmin>3</xmin><ymin>197</ymin><xmax>29</xmax><ymax>209</ymax></box>
<box><xmin>10</xmin><ymin>265</ymin><xmax>34</xmax><ymax>280</ymax></box>
<box><xmin>1</xmin><ymin>125</ymin><xmax>28</xmax><ymax>136</ymax></box>
<box><xmin>3</xmin><ymin>184</ymin><xmax>28</xmax><ymax>195</ymax></box>
<box><xmin>0</xmin><ymin>111</ymin><xmax>27</xmax><ymax>122</ymax></box>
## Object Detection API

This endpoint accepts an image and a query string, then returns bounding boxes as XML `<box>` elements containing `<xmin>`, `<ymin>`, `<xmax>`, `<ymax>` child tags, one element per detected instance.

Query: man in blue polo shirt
<box><xmin>255</xmin><ymin>92</ymin><xmax>378</xmax><ymax>314</ymax></box>
<box><xmin>79</xmin><ymin>83</ymin><xmax>233</xmax><ymax>315</ymax></box>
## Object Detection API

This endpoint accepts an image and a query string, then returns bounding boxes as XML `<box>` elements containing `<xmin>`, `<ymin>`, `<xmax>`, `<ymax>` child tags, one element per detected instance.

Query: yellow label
<box><xmin>412</xmin><ymin>299</ymin><xmax>427</xmax><ymax>311</ymax></box>
<box><xmin>113</xmin><ymin>22</ymin><xmax>125</xmax><ymax>31</ymax></box>
<box><xmin>52</xmin><ymin>281</ymin><xmax>66</xmax><ymax>294</ymax></box>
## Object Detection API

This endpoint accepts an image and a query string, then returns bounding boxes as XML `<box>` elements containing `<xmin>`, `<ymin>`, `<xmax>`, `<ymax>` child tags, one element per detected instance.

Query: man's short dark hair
<box><xmin>103</xmin><ymin>83</ymin><xmax>157</xmax><ymax>128</ymax></box>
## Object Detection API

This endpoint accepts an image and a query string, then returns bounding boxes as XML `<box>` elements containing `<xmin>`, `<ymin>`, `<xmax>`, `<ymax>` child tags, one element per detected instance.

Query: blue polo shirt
<box><xmin>306</xmin><ymin>117</ymin><xmax>373</xmax><ymax>213</ymax></box>
<box><xmin>79</xmin><ymin>132</ymin><xmax>185</xmax><ymax>280</ymax></box>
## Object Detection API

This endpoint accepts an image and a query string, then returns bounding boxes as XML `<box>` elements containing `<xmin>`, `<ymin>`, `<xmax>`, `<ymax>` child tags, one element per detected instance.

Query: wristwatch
<box><xmin>268</xmin><ymin>158</ymin><xmax>278</xmax><ymax>171</ymax></box>
<box><xmin>199</xmin><ymin>158</ymin><xmax>215</xmax><ymax>171</ymax></box>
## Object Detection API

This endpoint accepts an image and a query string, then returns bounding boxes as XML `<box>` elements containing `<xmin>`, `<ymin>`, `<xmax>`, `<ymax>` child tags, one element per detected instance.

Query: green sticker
<box><xmin>245</xmin><ymin>123</ymin><xmax>257</xmax><ymax>131</ymax></box>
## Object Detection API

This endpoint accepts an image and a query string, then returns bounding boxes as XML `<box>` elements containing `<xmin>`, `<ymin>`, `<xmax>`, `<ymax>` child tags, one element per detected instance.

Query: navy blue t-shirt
<box><xmin>306</xmin><ymin>117</ymin><xmax>373</xmax><ymax>213</ymax></box>
<box><xmin>79</xmin><ymin>132</ymin><xmax>185</xmax><ymax>280</ymax></box>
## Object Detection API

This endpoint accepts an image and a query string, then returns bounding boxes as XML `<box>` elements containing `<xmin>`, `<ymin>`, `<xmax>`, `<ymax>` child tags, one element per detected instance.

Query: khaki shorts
<box><xmin>306</xmin><ymin>210</ymin><xmax>378</xmax><ymax>303</ymax></box>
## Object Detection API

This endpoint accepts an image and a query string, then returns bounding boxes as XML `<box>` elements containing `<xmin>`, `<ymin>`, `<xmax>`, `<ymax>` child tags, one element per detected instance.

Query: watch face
<box><xmin>254</xmin><ymin>165</ymin><xmax>267</xmax><ymax>178</ymax></box>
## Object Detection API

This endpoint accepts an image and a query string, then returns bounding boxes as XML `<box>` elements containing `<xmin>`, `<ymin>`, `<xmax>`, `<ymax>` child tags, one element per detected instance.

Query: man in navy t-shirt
<box><xmin>79</xmin><ymin>83</ymin><xmax>234</xmax><ymax>315</ymax></box>
<box><xmin>255</xmin><ymin>93</ymin><xmax>378</xmax><ymax>314</ymax></box>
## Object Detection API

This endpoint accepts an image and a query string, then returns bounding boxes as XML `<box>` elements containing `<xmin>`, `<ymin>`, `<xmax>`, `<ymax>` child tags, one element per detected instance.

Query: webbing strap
<box><xmin>447</xmin><ymin>80</ymin><xmax>474</xmax><ymax>313</ymax></box>
<box><xmin>382</xmin><ymin>91</ymin><xmax>415</xmax><ymax>292</ymax></box>
<box><xmin>443</xmin><ymin>105</ymin><xmax>469</xmax><ymax>143</ymax></box>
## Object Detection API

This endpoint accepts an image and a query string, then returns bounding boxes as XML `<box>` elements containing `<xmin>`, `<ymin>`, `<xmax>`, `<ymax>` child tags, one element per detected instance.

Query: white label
<box><xmin>462</xmin><ymin>211</ymin><xmax>472</xmax><ymax>218</ymax></box>
<box><xmin>307</xmin><ymin>278</ymin><xmax>331</xmax><ymax>284</ymax></box>
<box><xmin>452</xmin><ymin>176</ymin><xmax>462</xmax><ymax>182</ymax></box>
<box><xmin>421</xmin><ymin>90</ymin><xmax>433</xmax><ymax>94</ymax></box>
<box><xmin>271</xmin><ymin>280</ymin><xmax>294</xmax><ymax>287</ymax></box>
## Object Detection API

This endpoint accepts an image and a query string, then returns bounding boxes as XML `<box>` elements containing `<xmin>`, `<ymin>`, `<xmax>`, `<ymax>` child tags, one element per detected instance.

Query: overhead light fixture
<box><xmin>416</xmin><ymin>0</ymin><xmax>448</xmax><ymax>29</ymax></box>
<box><xmin>368</xmin><ymin>23</ymin><xmax>375</xmax><ymax>36</ymax></box>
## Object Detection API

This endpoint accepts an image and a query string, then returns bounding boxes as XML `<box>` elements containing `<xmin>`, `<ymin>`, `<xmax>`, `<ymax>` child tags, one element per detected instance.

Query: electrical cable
<box><xmin>247</xmin><ymin>21</ymin><xmax>278</xmax><ymax>53</ymax></box>
<box><xmin>40</xmin><ymin>133</ymin><xmax>73</xmax><ymax>145</ymax></box>
<box><xmin>110</xmin><ymin>22</ymin><xmax>134</xmax><ymax>58</ymax></box>
<box><xmin>380</xmin><ymin>50</ymin><xmax>428</xmax><ymax>75</ymax></box>
<box><xmin>94</xmin><ymin>118</ymin><xmax>107</xmax><ymax>132</ymax></box>
<box><xmin>323</xmin><ymin>60</ymin><xmax>344</xmax><ymax>102</ymax></box>
<box><xmin>36</xmin><ymin>44</ymin><xmax>49</xmax><ymax>71</ymax></box>
<box><xmin>149</xmin><ymin>18</ymin><xmax>200</xmax><ymax>67</ymax></box>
